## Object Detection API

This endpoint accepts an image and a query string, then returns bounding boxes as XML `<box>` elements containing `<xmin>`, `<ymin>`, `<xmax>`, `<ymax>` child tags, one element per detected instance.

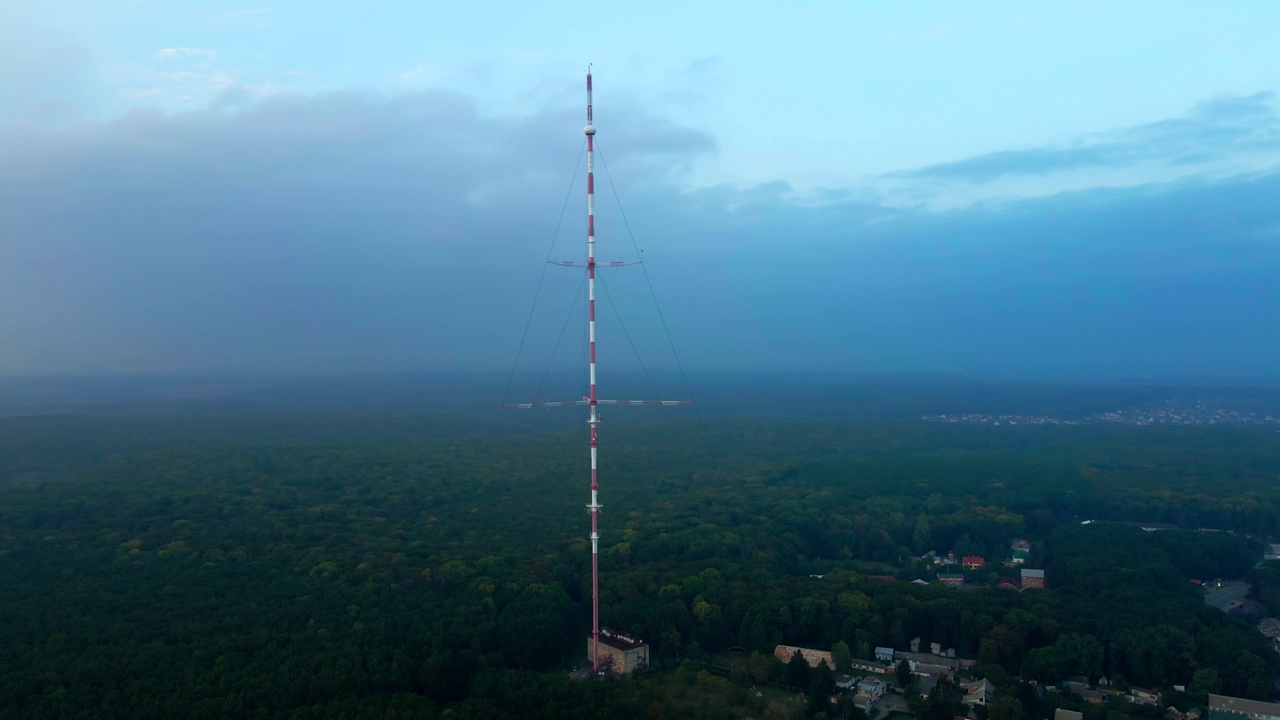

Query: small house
<box><xmin>856</xmin><ymin>677</ymin><xmax>887</xmax><ymax>702</ymax></box>
<box><xmin>1131</xmin><ymin>687</ymin><xmax>1162</xmax><ymax>705</ymax></box>
<box><xmin>1021</xmin><ymin>568</ymin><xmax>1045</xmax><ymax>589</ymax></box>
<box><xmin>962</xmin><ymin>679</ymin><xmax>994</xmax><ymax>706</ymax></box>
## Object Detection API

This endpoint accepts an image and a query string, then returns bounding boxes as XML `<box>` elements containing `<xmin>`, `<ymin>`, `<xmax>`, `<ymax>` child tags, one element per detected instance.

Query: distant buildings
<box><xmin>937</xmin><ymin>573</ymin><xmax>965</xmax><ymax>587</ymax></box>
<box><xmin>962</xmin><ymin>556</ymin><xmax>986</xmax><ymax>569</ymax></box>
<box><xmin>921</xmin><ymin>400</ymin><xmax>1280</xmax><ymax>428</ymax></box>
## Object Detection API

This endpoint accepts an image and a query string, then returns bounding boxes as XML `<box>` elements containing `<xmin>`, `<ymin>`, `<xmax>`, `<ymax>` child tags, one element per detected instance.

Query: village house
<box><xmin>937</xmin><ymin>573</ymin><xmax>965</xmax><ymax>587</ymax></box>
<box><xmin>1010</xmin><ymin>539</ymin><xmax>1031</xmax><ymax>565</ymax></box>
<box><xmin>962</xmin><ymin>679</ymin><xmax>994</xmax><ymax>706</ymax></box>
<box><xmin>962</xmin><ymin>556</ymin><xmax>986</xmax><ymax>569</ymax></box>
<box><xmin>914</xmin><ymin>661</ymin><xmax>958</xmax><ymax>678</ymax></box>
<box><xmin>856</xmin><ymin>677</ymin><xmax>887</xmax><ymax>703</ymax></box>
<box><xmin>1021</xmin><ymin>568</ymin><xmax>1046</xmax><ymax>589</ymax></box>
<box><xmin>850</xmin><ymin>659</ymin><xmax>890</xmax><ymax>674</ymax></box>
<box><xmin>1130</xmin><ymin>687</ymin><xmax>1162</xmax><ymax>705</ymax></box>
<box><xmin>1064</xmin><ymin>680</ymin><xmax>1107</xmax><ymax>704</ymax></box>
<box><xmin>894</xmin><ymin>649</ymin><xmax>975</xmax><ymax>674</ymax></box>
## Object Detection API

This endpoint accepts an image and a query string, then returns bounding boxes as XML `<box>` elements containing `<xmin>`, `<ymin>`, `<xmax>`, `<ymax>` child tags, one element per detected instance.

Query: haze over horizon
<box><xmin>3</xmin><ymin>2</ymin><xmax>1279</xmax><ymax>380</ymax></box>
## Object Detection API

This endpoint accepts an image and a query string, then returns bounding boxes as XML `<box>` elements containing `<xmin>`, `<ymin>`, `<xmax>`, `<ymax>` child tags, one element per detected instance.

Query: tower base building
<box><xmin>587</xmin><ymin>629</ymin><xmax>650</xmax><ymax>674</ymax></box>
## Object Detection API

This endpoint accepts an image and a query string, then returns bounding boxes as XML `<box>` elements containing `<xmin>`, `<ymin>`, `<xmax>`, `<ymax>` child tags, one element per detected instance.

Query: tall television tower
<box><xmin>506</xmin><ymin>68</ymin><xmax>692</xmax><ymax>673</ymax></box>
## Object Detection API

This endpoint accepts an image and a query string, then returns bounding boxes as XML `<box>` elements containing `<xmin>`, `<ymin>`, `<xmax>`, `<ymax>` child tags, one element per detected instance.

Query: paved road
<box><xmin>1203</xmin><ymin>581</ymin><xmax>1250</xmax><ymax>611</ymax></box>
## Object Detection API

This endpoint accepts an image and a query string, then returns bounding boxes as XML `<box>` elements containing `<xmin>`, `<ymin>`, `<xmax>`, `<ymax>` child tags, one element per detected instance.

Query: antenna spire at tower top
<box><xmin>585</xmin><ymin>66</ymin><xmax>595</xmax><ymax>133</ymax></box>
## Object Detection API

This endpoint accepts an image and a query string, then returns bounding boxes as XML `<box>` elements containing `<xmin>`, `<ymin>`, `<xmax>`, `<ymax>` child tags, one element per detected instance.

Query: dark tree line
<box><xmin>1</xmin><ymin>415</ymin><xmax>1279</xmax><ymax>717</ymax></box>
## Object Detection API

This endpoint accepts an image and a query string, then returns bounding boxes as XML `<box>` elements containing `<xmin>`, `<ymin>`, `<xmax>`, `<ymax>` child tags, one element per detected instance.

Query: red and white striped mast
<box><xmin>584</xmin><ymin>65</ymin><xmax>604</xmax><ymax>673</ymax></box>
<box><xmin>505</xmin><ymin>68</ymin><xmax>692</xmax><ymax>675</ymax></box>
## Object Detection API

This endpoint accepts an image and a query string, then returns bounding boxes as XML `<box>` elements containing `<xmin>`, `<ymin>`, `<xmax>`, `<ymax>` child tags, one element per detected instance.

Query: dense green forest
<box><xmin>2</xmin><ymin>411</ymin><xmax>1280</xmax><ymax>718</ymax></box>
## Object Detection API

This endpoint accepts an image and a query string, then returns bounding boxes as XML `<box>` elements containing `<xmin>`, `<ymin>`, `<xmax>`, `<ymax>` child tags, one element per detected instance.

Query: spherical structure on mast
<box><xmin>584</xmin><ymin>125</ymin><xmax>596</xmax><ymax>136</ymax></box>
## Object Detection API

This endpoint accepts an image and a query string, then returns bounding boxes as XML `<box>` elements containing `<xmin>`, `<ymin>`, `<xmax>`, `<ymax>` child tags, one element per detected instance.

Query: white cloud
<box><xmin>157</xmin><ymin>48</ymin><xmax>217</xmax><ymax>60</ymax></box>
<box><xmin>398</xmin><ymin>65</ymin><xmax>452</xmax><ymax>85</ymax></box>
<box><xmin>152</xmin><ymin>70</ymin><xmax>200</xmax><ymax>81</ymax></box>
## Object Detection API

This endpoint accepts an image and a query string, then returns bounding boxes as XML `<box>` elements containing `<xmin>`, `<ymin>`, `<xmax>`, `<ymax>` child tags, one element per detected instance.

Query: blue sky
<box><xmin>2</xmin><ymin>1</ymin><xmax>1279</xmax><ymax>379</ymax></box>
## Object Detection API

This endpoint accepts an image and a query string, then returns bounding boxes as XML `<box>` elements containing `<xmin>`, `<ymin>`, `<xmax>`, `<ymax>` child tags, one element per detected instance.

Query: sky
<box><xmin>2</xmin><ymin>1</ymin><xmax>1279</xmax><ymax>381</ymax></box>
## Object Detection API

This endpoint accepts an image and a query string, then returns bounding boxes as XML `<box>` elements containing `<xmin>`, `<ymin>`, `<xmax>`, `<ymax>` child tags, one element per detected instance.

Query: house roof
<box><xmin>1210</xmin><ymin>694</ymin><xmax>1280</xmax><ymax>718</ymax></box>
<box><xmin>598</xmin><ymin>632</ymin><xmax>647</xmax><ymax>651</ymax></box>
<box><xmin>962</xmin><ymin>678</ymin><xmax>993</xmax><ymax>691</ymax></box>
<box><xmin>1021</xmin><ymin>568</ymin><xmax>1045</xmax><ymax>578</ymax></box>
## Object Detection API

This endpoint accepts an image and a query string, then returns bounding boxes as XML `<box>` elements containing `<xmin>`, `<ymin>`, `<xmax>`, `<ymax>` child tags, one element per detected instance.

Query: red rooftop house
<box><xmin>962</xmin><ymin>556</ymin><xmax>986</xmax><ymax>569</ymax></box>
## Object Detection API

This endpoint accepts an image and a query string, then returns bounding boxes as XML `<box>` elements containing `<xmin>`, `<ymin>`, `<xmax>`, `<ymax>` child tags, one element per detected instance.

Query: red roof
<box><xmin>962</xmin><ymin>556</ymin><xmax>985</xmax><ymax>565</ymax></box>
